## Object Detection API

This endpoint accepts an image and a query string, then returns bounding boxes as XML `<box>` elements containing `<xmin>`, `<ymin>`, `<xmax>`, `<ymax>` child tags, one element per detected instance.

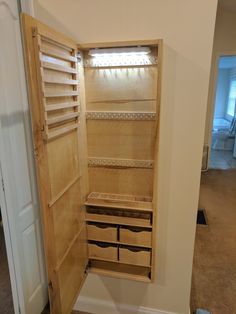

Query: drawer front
<box><xmin>119</xmin><ymin>247</ymin><xmax>151</xmax><ymax>267</ymax></box>
<box><xmin>88</xmin><ymin>243</ymin><xmax>118</xmax><ymax>261</ymax></box>
<box><xmin>120</xmin><ymin>227</ymin><xmax>152</xmax><ymax>247</ymax></box>
<box><xmin>87</xmin><ymin>224</ymin><xmax>117</xmax><ymax>242</ymax></box>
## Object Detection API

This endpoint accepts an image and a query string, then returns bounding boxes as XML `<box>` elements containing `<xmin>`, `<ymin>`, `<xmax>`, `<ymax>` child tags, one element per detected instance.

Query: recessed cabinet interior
<box><xmin>21</xmin><ymin>13</ymin><xmax>162</xmax><ymax>314</ymax></box>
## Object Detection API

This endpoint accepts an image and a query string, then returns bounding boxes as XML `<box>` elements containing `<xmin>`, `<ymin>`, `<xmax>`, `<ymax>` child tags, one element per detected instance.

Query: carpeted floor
<box><xmin>0</xmin><ymin>222</ymin><xmax>14</xmax><ymax>314</ymax></box>
<box><xmin>191</xmin><ymin>169</ymin><xmax>236</xmax><ymax>314</ymax></box>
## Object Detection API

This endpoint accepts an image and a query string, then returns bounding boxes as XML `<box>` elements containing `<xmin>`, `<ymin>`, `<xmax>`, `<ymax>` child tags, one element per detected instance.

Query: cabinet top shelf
<box><xmin>85</xmin><ymin>192</ymin><xmax>153</xmax><ymax>212</ymax></box>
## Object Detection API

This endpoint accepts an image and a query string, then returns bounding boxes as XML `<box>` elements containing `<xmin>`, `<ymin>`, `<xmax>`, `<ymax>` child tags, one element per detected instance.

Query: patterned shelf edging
<box><xmin>86</xmin><ymin>111</ymin><xmax>156</xmax><ymax>121</ymax></box>
<box><xmin>88</xmin><ymin>157</ymin><xmax>154</xmax><ymax>169</ymax></box>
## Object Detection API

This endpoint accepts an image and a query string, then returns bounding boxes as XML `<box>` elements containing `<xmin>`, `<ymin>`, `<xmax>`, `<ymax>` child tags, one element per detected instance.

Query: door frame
<box><xmin>206</xmin><ymin>50</ymin><xmax>236</xmax><ymax>167</ymax></box>
<box><xmin>0</xmin><ymin>168</ymin><xmax>20</xmax><ymax>313</ymax></box>
<box><xmin>0</xmin><ymin>1</ymin><xmax>40</xmax><ymax>313</ymax></box>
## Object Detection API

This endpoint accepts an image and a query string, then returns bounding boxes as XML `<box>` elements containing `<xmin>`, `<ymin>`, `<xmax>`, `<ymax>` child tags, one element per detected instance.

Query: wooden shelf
<box><xmin>89</xmin><ymin>260</ymin><xmax>151</xmax><ymax>282</ymax></box>
<box><xmin>85</xmin><ymin>213</ymin><xmax>152</xmax><ymax>229</ymax></box>
<box><xmin>85</xmin><ymin>192</ymin><xmax>153</xmax><ymax>212</ymax></box>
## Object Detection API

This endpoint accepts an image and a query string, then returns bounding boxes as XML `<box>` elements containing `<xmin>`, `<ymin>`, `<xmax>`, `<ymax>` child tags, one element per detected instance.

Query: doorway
<box><xmin>209</xmin><ymin>56</ymin><xmax>236</xmax><ymax>169</ymax></box>
<box><xmin>191</xmin><ymin>56</ymin><xmax>236</xmax><ymax>313</ymax></box>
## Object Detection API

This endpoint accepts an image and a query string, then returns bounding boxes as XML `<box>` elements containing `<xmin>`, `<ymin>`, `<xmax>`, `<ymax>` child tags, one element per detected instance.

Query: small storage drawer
<box><xmin>119</xmin><ymin>246</ymin><xmax>151</xmax><ymax>267</ymax></box>
<box><xmin>87</xmin><ymin>223</ymin><xmax>117</xmax><ymax>242</ymax></box>
<box><xmin>119</xmin><ymin>227</ymin><xmax>152</xmax><ymax>247</ymax></box>
<box><xmin>88</xmin><ymin>242</ymin><xmax>118</xmax><ymax>261</ymax></box>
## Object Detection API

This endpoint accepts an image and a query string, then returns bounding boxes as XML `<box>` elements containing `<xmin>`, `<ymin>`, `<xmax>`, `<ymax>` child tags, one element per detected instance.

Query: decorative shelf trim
<box><xmin>86</xmin><ymin>111</ymin><xmax>156</xmax><ymax>121</ymax></box>
<box><xmin>88</xmin><ymin>158</ymin><xmax>154</xmax><ymax>169</ymax></box>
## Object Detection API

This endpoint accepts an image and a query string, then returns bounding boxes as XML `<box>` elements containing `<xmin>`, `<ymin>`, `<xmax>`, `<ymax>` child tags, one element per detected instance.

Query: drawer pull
<box><xmin>90</xmin><ymin>242</ymin><xmax>116</xmax><ymax>248</ymax></box>
<box><xmin>123</xmin><ymin>226</ymin><xmax>151</xmax><ymax>233</ymax></box>
<box><xmin>120</xmin><ymin>245</ymin><xmax>150</xmax><ymax>252</ymax></box>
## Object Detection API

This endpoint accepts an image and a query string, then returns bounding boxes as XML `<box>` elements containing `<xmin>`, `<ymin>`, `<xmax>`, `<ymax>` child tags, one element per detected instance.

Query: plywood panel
<box><xmin>51</xmin><ymin>180</ymin><xmax>84</xmax><ymax>263</ymax></box>
<box><xmin>85</xmin><ymin>67</ymin><xmax>157</xmax><ymax>103</ymax></box>
<box><xmin>88</xmin><ymin>167</ymin><xmax>153</xmax><ymax>197</ymax></box>
<box><xmin>87</xmin><ymin>120</ymin><xmax>156</xmax><ymax>160</ymax></box>
<box><xmin>58</xmin><ymin>226</ymin><xmax>87</xmax><ymax>314</ymax></box>
<box><xmin>47</xmin><ymin>130</ymin><xmax>80</xmax><ymax>198</ymax></box>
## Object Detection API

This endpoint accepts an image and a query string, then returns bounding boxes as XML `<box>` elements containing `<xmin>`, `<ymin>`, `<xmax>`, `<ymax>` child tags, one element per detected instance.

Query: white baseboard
<box><xmin>74</xmin><ymin>296</ymin><xmax>180</xmax><ymax>314</ymax></box>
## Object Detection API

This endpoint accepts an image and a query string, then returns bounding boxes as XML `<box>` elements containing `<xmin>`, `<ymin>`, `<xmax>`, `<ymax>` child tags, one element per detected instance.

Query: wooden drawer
<box><xmin>87</xmin><ymin>223</ymin><xmax>117</xmax><ymax>242</ymax></box>
<box><xmin>119</xmin><ymin>227</ymin><xmax>152</xmax><ymax>247</ymax></box>
<box><xmin>119</xmin><ymin>246</ymin><xmax>151</xmax><ymax>267</ymax></box>
<box><xmin>88</xmin><ymin>242</ymin><xmax>118</xmax><ymax>261</ymax></box>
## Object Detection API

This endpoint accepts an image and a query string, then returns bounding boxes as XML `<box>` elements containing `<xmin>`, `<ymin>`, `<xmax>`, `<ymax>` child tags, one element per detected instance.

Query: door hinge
<box><xmin>32</xmin><ymin>27</ymin><xmax>37</xmax><ymax>38</ymax></box>
<box><xmin>85</xmin><ymin>261</ymin><xmax>91</xmax><ymax>274</ymax></box>
<box><xmin>48</xmin><ymin>280</ymin><xmax>53</xmax><ymax>291</ymax></box>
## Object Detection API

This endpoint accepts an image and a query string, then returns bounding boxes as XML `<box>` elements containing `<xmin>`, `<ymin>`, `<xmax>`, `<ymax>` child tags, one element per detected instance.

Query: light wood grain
<box><xmin>89</xmin><ymin>260</ymin><xmax>151</xmax><ymax>282</ymax></box>
<box><xmin>119</xmin><ymin>227</ymin><xmax>152</xmax><ymax>247</ymax></box>
<box><xmin>119</xmin><ymin>247</ymin><xmax>151</xmax><ymax>267</ymax></box>
<box><xmin>88</xmin><ymin>243</ymin><xmax>118</xmax><ymax>262</ymax></box>
<box><xmin>87</xmin><ymin>224</ymin><xmax>117</xmax><ymax>242</ymax></box>
<box><xmin>22</xmin><ymin>11</ymin><xmax>162</xmax><ymax>294</ymax></box>
<box><xmin>88</xmin><ymin>167</ymin><xmax>153</xmax><ymax>197</ymax></box>
<box><xmin>21</xmin><ymin>14</ymin><xmax>87</xmax><ymax>314</ymax></box>
<box><xmin>85</xmin><ymin>192</ymin><xmax>153</xmax><ymax>212</ymax></box>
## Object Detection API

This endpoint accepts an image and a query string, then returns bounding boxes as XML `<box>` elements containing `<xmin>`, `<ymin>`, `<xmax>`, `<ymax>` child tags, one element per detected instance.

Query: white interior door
<box><xmin>0</xmin><ymin>0</ymin><xmax>47</xmax><ymax>313</ymax></box>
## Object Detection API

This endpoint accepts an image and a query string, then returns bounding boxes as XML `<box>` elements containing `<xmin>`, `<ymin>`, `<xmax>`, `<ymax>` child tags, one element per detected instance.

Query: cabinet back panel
<box><xmin>87</xmin><ymin>120</ymin><xmax>156</xmax><ymax>160</ymax></box>
<box><xmin>88</xmin><ymin>167</ymin><xmax>153</xmax><ymax>197</ymax></box>
<box><xmin>85</xmin><ymin>67</ymin><xmax>157</xmax><ymax>103</ymax></box>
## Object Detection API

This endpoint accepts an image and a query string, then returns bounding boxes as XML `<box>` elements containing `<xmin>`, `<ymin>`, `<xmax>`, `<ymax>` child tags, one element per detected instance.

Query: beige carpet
<box><xmin>0</xmin><ymin>222</ymin><xmax>14</xmax><ymax>314</ymax></box>
<box><xmin>191</xmin><ymin>169</ymin><xmax>236</xmax><ymax>314</ymax></box>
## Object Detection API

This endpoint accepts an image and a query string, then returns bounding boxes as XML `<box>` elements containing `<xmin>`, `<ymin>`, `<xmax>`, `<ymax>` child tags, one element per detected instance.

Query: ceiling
<box><xmin>218</xmin><ymin>0</ymin><xmax>236</xmax><ymax>12</ymax></box>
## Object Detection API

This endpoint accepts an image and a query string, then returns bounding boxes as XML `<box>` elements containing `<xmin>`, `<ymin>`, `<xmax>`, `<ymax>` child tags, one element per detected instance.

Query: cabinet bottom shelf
<box><xmin>88</xmin><ymin>259</ymin><xmax>152</xmax><ymax>282</ymax></box>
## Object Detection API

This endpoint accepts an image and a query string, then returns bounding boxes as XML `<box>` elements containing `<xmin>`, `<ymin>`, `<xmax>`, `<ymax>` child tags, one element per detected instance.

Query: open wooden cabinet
<box><xmin>21</xmin><ymin>13</ymin><xmax>162</xmax><ymax>314</ymax></box>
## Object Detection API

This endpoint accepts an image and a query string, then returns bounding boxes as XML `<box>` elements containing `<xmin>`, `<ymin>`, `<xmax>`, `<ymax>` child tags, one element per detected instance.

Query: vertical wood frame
<box><xmin>81</xmin><ymin>39</ymin><xmax>163</xmax><ymax>282</ymax></box>
<box><xmin>21</xmin><ymin>14</ymin><xmax>88</xmax><ymax>314</ymax></box>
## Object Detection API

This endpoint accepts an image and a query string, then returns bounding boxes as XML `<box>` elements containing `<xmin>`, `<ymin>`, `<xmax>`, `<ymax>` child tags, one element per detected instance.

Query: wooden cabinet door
<box><xmin>21</xmin><ymin>14</ymin><xmax>88</xmax><ymax>314</ymax></box>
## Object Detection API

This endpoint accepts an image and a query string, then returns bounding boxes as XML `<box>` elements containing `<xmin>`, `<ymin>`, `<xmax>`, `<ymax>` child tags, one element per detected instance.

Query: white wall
<box><xmin>214</xmin><ymin>68</ymin><xmax>230</xmax><ymax>118</ymax></box>
<box><xmin>205</xmin><ymin>6</ymin><xmax>236</xmax><ymax>145</ymax></box>
<box><xmin>32</xmin><ymin>1</ymin><xmax>217</xmax><ymax>313</ymax></box>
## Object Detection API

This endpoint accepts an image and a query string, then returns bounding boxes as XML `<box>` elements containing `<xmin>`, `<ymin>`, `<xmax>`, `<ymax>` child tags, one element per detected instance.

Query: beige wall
<box><xmin>32</xmin><ymin>1</ymin><xmax>217</xmax><ymax>313</ymax></box>
<box><xmin>205</xmin><ymin>6</ymin><xmax>236</xmax><ymax>146</ymax></box>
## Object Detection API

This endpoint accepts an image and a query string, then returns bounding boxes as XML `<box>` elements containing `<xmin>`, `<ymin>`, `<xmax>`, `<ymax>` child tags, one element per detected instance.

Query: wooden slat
<box><xmin>85</xmin><ymin>213</ymin><xmax>152</xmax><ymax>228</ymax></box>
<box><xmin>37</xmin><ymin>22</ymin><xmax>77</xmax><ymax>50</ymax></box>
<box><xmin>47</xmin><ymin>112</ymin><xmax>79</xmax><ymax>126</ymax></box>
<box><xmin>45</xmin><ymin>102</ymin><xmax>79</xmax><ymax>111</ymax></box>
<box><xmin>43</xmin><ymin>75</ymin><xmax>78</xmax><ymax>85</ymax></box>
<box><xmin>41</xmin><ymin>61</ymin><xmax>78</xmax><ymax>74</ymax></box>
<box><xmin>40</xmin><ymin>45</ymin><xmax>77</xmax><ymax>62</ymax></box>
<box><xmin>48</xmin><ymin>175</ymin><xmax>81</xmax><ymax>207</ymax></box>
<box><xmin>47</xmin><ymin>123</ymin><xmax>78</xmax><ymax>141</ymax></box>
<box><xmin>44</xmin><ymin>90</ymin><xmax>79</xmax><ymax>98</ymax></box>
<box><xmin>55</xmin><ymin>226</ymin><xmax>82</xmax><ymax>272</ymax></box>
